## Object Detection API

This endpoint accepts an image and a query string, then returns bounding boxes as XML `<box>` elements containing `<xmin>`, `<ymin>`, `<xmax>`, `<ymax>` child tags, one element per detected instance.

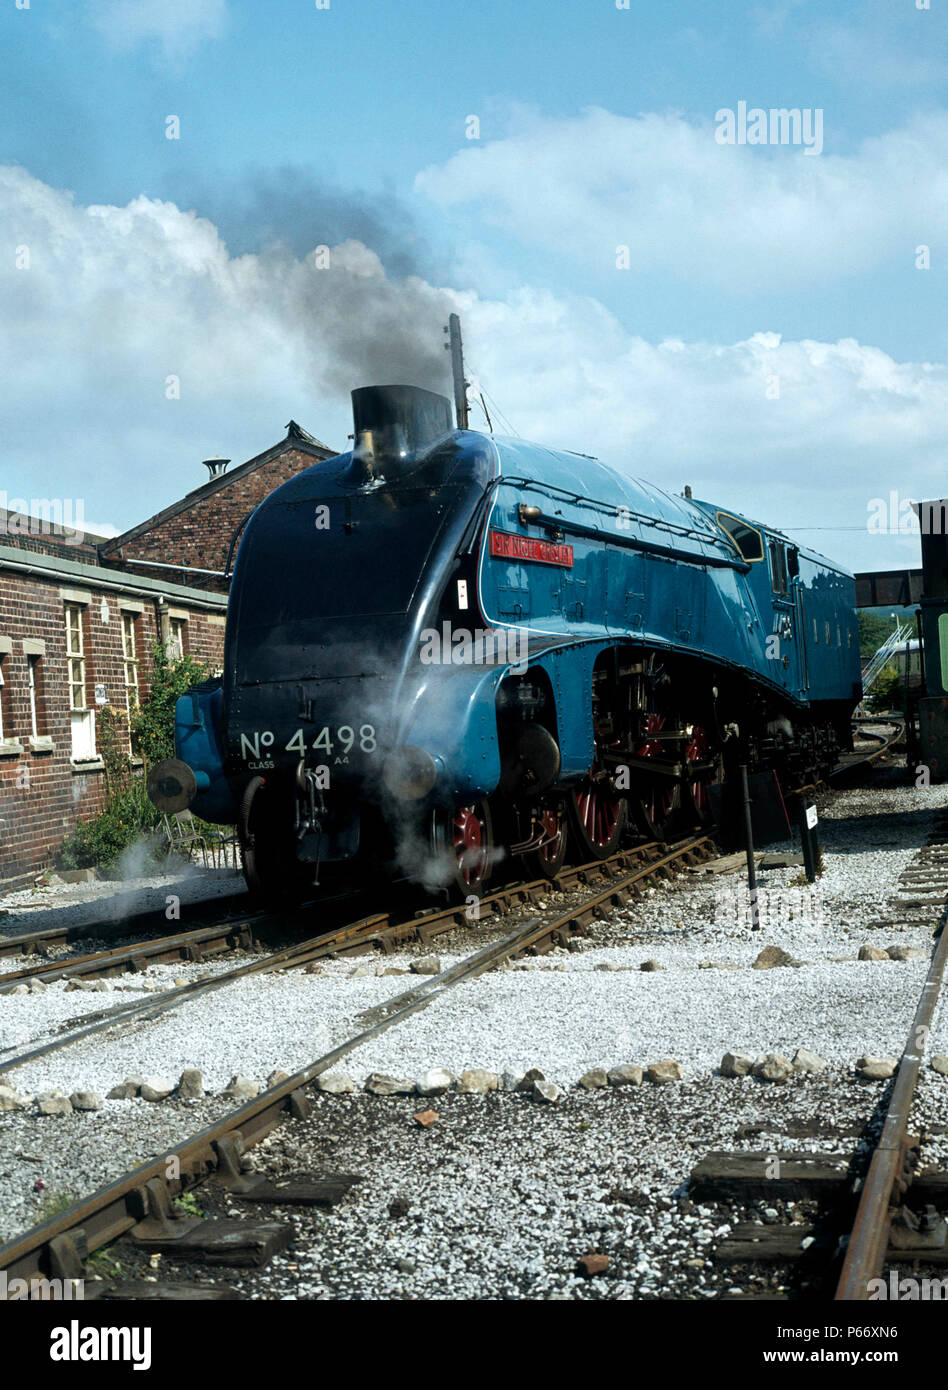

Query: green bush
<box><xmin>130</xmin><ymin>642</ymin><xmax>210</xmax><ymax>765</ymax></box>
<box><xmin>60</xmin><ymin>777</ymin><xmax>164</xmax><ymax>872</ymax></box>
<box><xmin>857</xmin><ymin>611</ymin><xmax>896</xmax><ymax>662</ymax></box>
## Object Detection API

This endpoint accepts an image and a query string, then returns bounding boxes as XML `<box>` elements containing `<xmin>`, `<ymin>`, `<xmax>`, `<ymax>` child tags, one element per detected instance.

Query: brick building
<box><xmin>0</xmin><ymin>420</ymin><xmax>334</xmax><ymax>887</ymax></box>
<box><xmin>99</xmin><ymin>421</ymin><xmax>332</xmax><ymax>594</ymax></box>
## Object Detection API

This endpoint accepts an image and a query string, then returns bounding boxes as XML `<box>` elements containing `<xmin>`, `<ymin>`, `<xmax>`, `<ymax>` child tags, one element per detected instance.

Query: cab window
<box><xmin>768</xmin><ymin>539</ymin><xmax>788</xmax><ymax>595</ymax></box>
<box><xmin>715</xmin><ymin>512</ymin><xmax>764</xmax><ymax>562</ymax></box>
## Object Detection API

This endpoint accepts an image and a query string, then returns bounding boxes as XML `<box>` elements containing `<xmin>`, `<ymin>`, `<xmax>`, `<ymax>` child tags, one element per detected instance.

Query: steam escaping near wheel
<box><xmin>146</xmin><ymin>759</ymin><xmax>197</xmax><ymax>814</ymax></box>
<box><xmin>382</xmin><ymin>746</ymin><xmax>442</xmax><ymax>800</ymax></box>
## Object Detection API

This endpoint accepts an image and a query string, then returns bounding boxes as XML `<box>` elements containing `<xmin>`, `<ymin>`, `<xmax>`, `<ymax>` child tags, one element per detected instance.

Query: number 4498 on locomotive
<box><xmin>147</xmin><ymin>381</ymin><xmax>861</xmax><ymax>904</ymax></box>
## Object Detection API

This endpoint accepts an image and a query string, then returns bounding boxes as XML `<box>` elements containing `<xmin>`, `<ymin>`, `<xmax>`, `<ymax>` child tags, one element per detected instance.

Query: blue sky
<box><xmin>2</xmin><ymin>0</ymin><xmax>946</xmax><ymax>571</ymax></box>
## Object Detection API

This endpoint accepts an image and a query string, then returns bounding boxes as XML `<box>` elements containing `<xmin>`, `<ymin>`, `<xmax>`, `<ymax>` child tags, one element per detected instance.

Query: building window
<box><xmin>813</xmin><ymin>618</ymin><xmax>819</xmax><ymax>644</ymax></box>
<box><xmin>66</xmin><ymin>602</ymin><xmax>96</xmax><ymax>760</ymax></box>
<box><xmin>122</xmin><ymin>612</ymin><xmax>140</xmax><ymax>713</ymax></box>
<box><xmin>0</xmin><ymin>650</ymin><xmax>17</xmax><ymax>749</ymax></box>
<box><xmin>166</xmin><ymin>616</ymin><xmax>187</xmax><ymax>660</ymax></box>
<box><xmin>28</xmin><ymin>655</ymin><xmax>43</xmax><ymax>737</ymax></box>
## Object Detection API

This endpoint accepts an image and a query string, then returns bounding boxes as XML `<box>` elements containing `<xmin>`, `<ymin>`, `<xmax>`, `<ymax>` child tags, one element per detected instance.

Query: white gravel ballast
<box><xmin>0</xmin><ymin>770</ymin><xmax>946</xmax><ymax>1256</ymax></box>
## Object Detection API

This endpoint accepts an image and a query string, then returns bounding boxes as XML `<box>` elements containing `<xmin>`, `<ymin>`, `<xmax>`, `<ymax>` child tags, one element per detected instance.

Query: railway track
<box><xmin>0</xmin><ymin>723</ymin><xmax>912</xmax><ymax>1298</ymax></box>
<box><xmin>0</xmin><ymin>835</ymin><xmax>713</xmax><ymax>1076</ymax></box>
<box><xmin>827</xmin><ymin>717</ymin><xmax>905</xmax><ymax>782</ymax></box>
<box><xmin>0</xmin><ymin>833</ymin><xmax>717</xmax><ymax>1291</ymax></box>
<box><xmin>0</xmin><ymin>889</ymin><xmax>253</xmax><ymax>962</ymax></box>
<box><xmin>0</xmin><ymin>714</ymin><xmax>894</xmax><ymax>987</ymax></box>
<box><xmin>834</xmin><ymin>903</ymin><xmax>948</xmax><ymax>1300</ymax></box>
<box><xmin>687</xmin><ymin>818</ymin><xmax>948</xmax><ymax>1302</ymax></box>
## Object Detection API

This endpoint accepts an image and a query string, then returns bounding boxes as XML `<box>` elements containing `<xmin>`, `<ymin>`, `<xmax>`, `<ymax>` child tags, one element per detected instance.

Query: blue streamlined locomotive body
<box><xmin>161</xmin><ymin>385</ymin><xmax>861</xmax><ymax>900</ymax></box>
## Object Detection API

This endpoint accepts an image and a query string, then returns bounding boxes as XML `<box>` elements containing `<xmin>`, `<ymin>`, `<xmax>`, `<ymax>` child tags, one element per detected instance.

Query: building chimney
<box><xmin>202</xmin><ymin>456</ymin><xmax>230</xmax><ymax>480</ymax></box>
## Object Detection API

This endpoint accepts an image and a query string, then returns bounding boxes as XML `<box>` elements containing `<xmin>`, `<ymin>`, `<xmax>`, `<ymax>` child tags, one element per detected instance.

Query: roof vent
<box><xmin>202</xmin><ymin>456</ymin><xmax>230</xmax><ymax>480</ymax></box>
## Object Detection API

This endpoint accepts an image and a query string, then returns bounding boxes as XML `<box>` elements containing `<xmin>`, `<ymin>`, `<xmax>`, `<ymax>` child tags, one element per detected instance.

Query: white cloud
<box><xmin>810</xmin><ymin>23</ymin><xmax>945</xmax><ymax>86</ymax></box>
<box><xmin>750</xmin><ymin>0</ymin><xmax>808</xmax><ymax>40</ymax></box>
<box><xmin>2</xmin><ymin>164</ymin><xmax>945</xmax><ymax>571</ymax></box>
<box><xmin>416</xmin><ymin>107</ymin><xmax>948</xmax><ymax>290</ymax></box>
<box><xmin>91</xmin><ymin>0</ymin><xmax>227</xmax><ymax>61</ymax></box>
<box><xmin>806</xmin><ymin>1</ymin><xmax>946</xmax><ymax>89</ymax></box>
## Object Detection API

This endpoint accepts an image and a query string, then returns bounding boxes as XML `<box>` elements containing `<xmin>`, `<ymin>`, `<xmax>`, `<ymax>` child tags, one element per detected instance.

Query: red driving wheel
<box><xmin>633</xmin><ymin>712</ymin><xmax>681</xmax><ymax>841</ymax></box>
<box><xmin>567</xmin><ymin>778</ymin><xmax>626</xmax><ymax>860</ymax></box>
<box><xmin>431</xmin><ymin>800</ymin><xmax>494</xmax><ymax>899</ymax></box>
<box><xmin>684</xmin><ymin>724</ymin><xmax>718</xmax><ymax>824</ymax></box>
<box><xmin>452</xmin><ymin>803</ymin><xmax>490</xmax><ymax>887</ymax></box>
<box><xmin>527</xmin><ymin>796</ymin><xmax>569</xmax><ymax>879</ymax></box>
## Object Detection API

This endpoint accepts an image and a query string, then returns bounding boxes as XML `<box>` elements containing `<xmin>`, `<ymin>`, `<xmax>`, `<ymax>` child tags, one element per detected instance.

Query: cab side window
<box><xmin>716</xmin><ymin>512</ymin><xmax>764</xmax><ymax>562</ymax></box>
<box><xmin>768</xmin><ymin>539</ymin><xmax>788</xmax><ymax>595</ymax></box>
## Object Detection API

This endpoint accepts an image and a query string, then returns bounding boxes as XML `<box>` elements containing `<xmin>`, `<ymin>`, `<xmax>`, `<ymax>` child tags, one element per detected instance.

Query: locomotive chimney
<box><xmin>348</xmin><ymin>384</ymin><xmax>454</xmax><ymax>484</ymax></box>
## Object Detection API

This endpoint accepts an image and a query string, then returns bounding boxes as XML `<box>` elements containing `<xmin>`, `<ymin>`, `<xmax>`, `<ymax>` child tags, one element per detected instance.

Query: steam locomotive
<box><xmin>149</xmin><ymin>383</ymin><xmax>862</xmax><ymax>902</ymax></box>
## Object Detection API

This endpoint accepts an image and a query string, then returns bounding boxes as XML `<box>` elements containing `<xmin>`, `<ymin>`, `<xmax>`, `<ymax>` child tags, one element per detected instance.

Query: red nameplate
<box><xmin>489</xmin><ymin>529</ymin><xmax>574</xmax><ymax>568</ymax></box>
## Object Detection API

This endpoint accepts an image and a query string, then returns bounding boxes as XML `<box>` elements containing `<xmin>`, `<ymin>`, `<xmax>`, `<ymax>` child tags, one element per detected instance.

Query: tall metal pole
<box><xmin>740</xmin><ymin>764</ymin><xmax>760</xmax><ymax>929</ymax></box>
<box><xmin>795</xmin><ymin>793</ymin><xmax>819</xmax><ymax>884</ymax></box>
<box><xmin>446</xmin><ymin>313</ymin><xmax>469</xmax><ymax>430</ymax></box>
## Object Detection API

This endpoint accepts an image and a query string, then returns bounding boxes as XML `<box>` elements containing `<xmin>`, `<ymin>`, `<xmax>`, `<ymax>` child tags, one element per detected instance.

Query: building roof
<box><xmin>99</xmin><ymin>419</ymin><xmax>335</xmax><ymax>557</ymax></box>
<box><xmin>0</xmin><ymin>543</ymin><xmax>228</xmax><ymax>609</ymax></box>
<box><xmin>0</xmin><ymin>510</ymin><xmax>113</xmax><ymax>548</ymax></box>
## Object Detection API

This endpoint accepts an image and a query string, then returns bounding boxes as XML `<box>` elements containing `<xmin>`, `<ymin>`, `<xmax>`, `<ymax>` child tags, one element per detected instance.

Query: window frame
<box><xmin>768</xmin><ymin>538</ymin><xmax>789</xmax><ymax>596</ymax></box>
<box><xmin>27</xmin><ymin>655</ymin><xmax>38</xmax><ymax>738</ymax></box>
<box><xmin>65</xmin><ymin>603</ymin><xmax>86</xmax><ymax>712</ymax></box>
<box><xmin>714</xmin><ymin>510</ymin><xmax>765</xmax><ymax>563</ymax></box>
<box><xmin>64</xmin><ymin>601</ymin><xmax>96</xmax><ymax>762</ymax></box>
<box><xmin>166</xmin><ymin>616</ymin><xmax>187</xmax><ymax>661</ymax></box>
<box><xmin>121</xmin><ymin>611</ymin><xmax>140</xmax><ymax>714</ymax></box>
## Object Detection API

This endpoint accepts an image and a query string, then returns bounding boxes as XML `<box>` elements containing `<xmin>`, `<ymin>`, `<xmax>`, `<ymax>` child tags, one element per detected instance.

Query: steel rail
<box><xmin>0</xmin><ymin>911</ymin><xmax>391</xmax><ymax>1073</ymax></box>
<box><xmin>828</xmin><ymin>719</ymin><xmax>904</xmax><ymax>781</ymax></box>
<box><xmin>0</xmin><ymin>834</ymin><xmax>713</xmax><ymax>1286</ymax></box>
<box><xmin>0</xmin><ymin>892</ymin><xmax>255</xmax><ymax>961</ymax></box>
<box><xmin>0</xmin><ymin>922</ymin><xmax>256</xmax><ymax>991</ymax></box>
<box><xmin>0</xmin><ymin>883</ymin><xmax>374</xmax><ymax>986</ymax></box>
<box><xmin>834</xmin><ymin>912</ymin><xmax>948</xmax><ymax>1300</ymax></box>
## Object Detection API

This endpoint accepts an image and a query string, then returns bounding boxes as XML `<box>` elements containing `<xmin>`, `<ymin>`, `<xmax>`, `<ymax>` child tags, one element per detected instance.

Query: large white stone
<box><xmin>415</xmin><ymin>1068</ymin><xmax>456</xmax><ymax>1097</ymax></box>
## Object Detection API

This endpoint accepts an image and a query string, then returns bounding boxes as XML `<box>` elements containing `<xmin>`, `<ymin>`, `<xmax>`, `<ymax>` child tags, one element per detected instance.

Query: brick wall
<box><xmin>0</xmin><ymin>568</ymin><xmax>226</xmax><ymax>886</ymax></box>
<box><xmin>0</xmin><ymin>511</ymin><xmax>102</xmax><ymax>565</ymax></box>
<box><xmin>0</xmin><ymin>425</ymin><xmax>332</xmax><ymax>884</ymax></box>
<box><xmin>100</xmin><ymin>446</ymin><xmax>330</xmax><ymax>593</ymax></box>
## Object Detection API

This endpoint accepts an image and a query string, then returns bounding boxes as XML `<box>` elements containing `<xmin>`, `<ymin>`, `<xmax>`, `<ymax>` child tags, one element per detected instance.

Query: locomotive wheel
<box><xmin>526</xmin><ymin>796</ymin><xmax>568</xmax><ymax>880</ymax></box>
<box><xmin>631</xmin><ymin>711</ymin><xmax>680</xmax><ymax>842</ymax></box>
<box><xmin>633</xmin><ymin>782</ymin><xmax>681</xmax><ymax>842</ymax></box>
<box><xmin>430</xmin><ymin>800</ymin><xmax>494</xmax><ymax>899</ymax></box>
<box><xmin>238</xmin><ymin>776</ymin><xmax>314</xmax><ymax>907</ymax></box>
<box><xmin>567</xmin><ymin>779</ymin><xmax>627</xmax><ymax>860</ymax></box>
<box><xmin>682</xmin><ymin>725</ymin><xmax>720</xmax><ymax>827</ymax></box>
